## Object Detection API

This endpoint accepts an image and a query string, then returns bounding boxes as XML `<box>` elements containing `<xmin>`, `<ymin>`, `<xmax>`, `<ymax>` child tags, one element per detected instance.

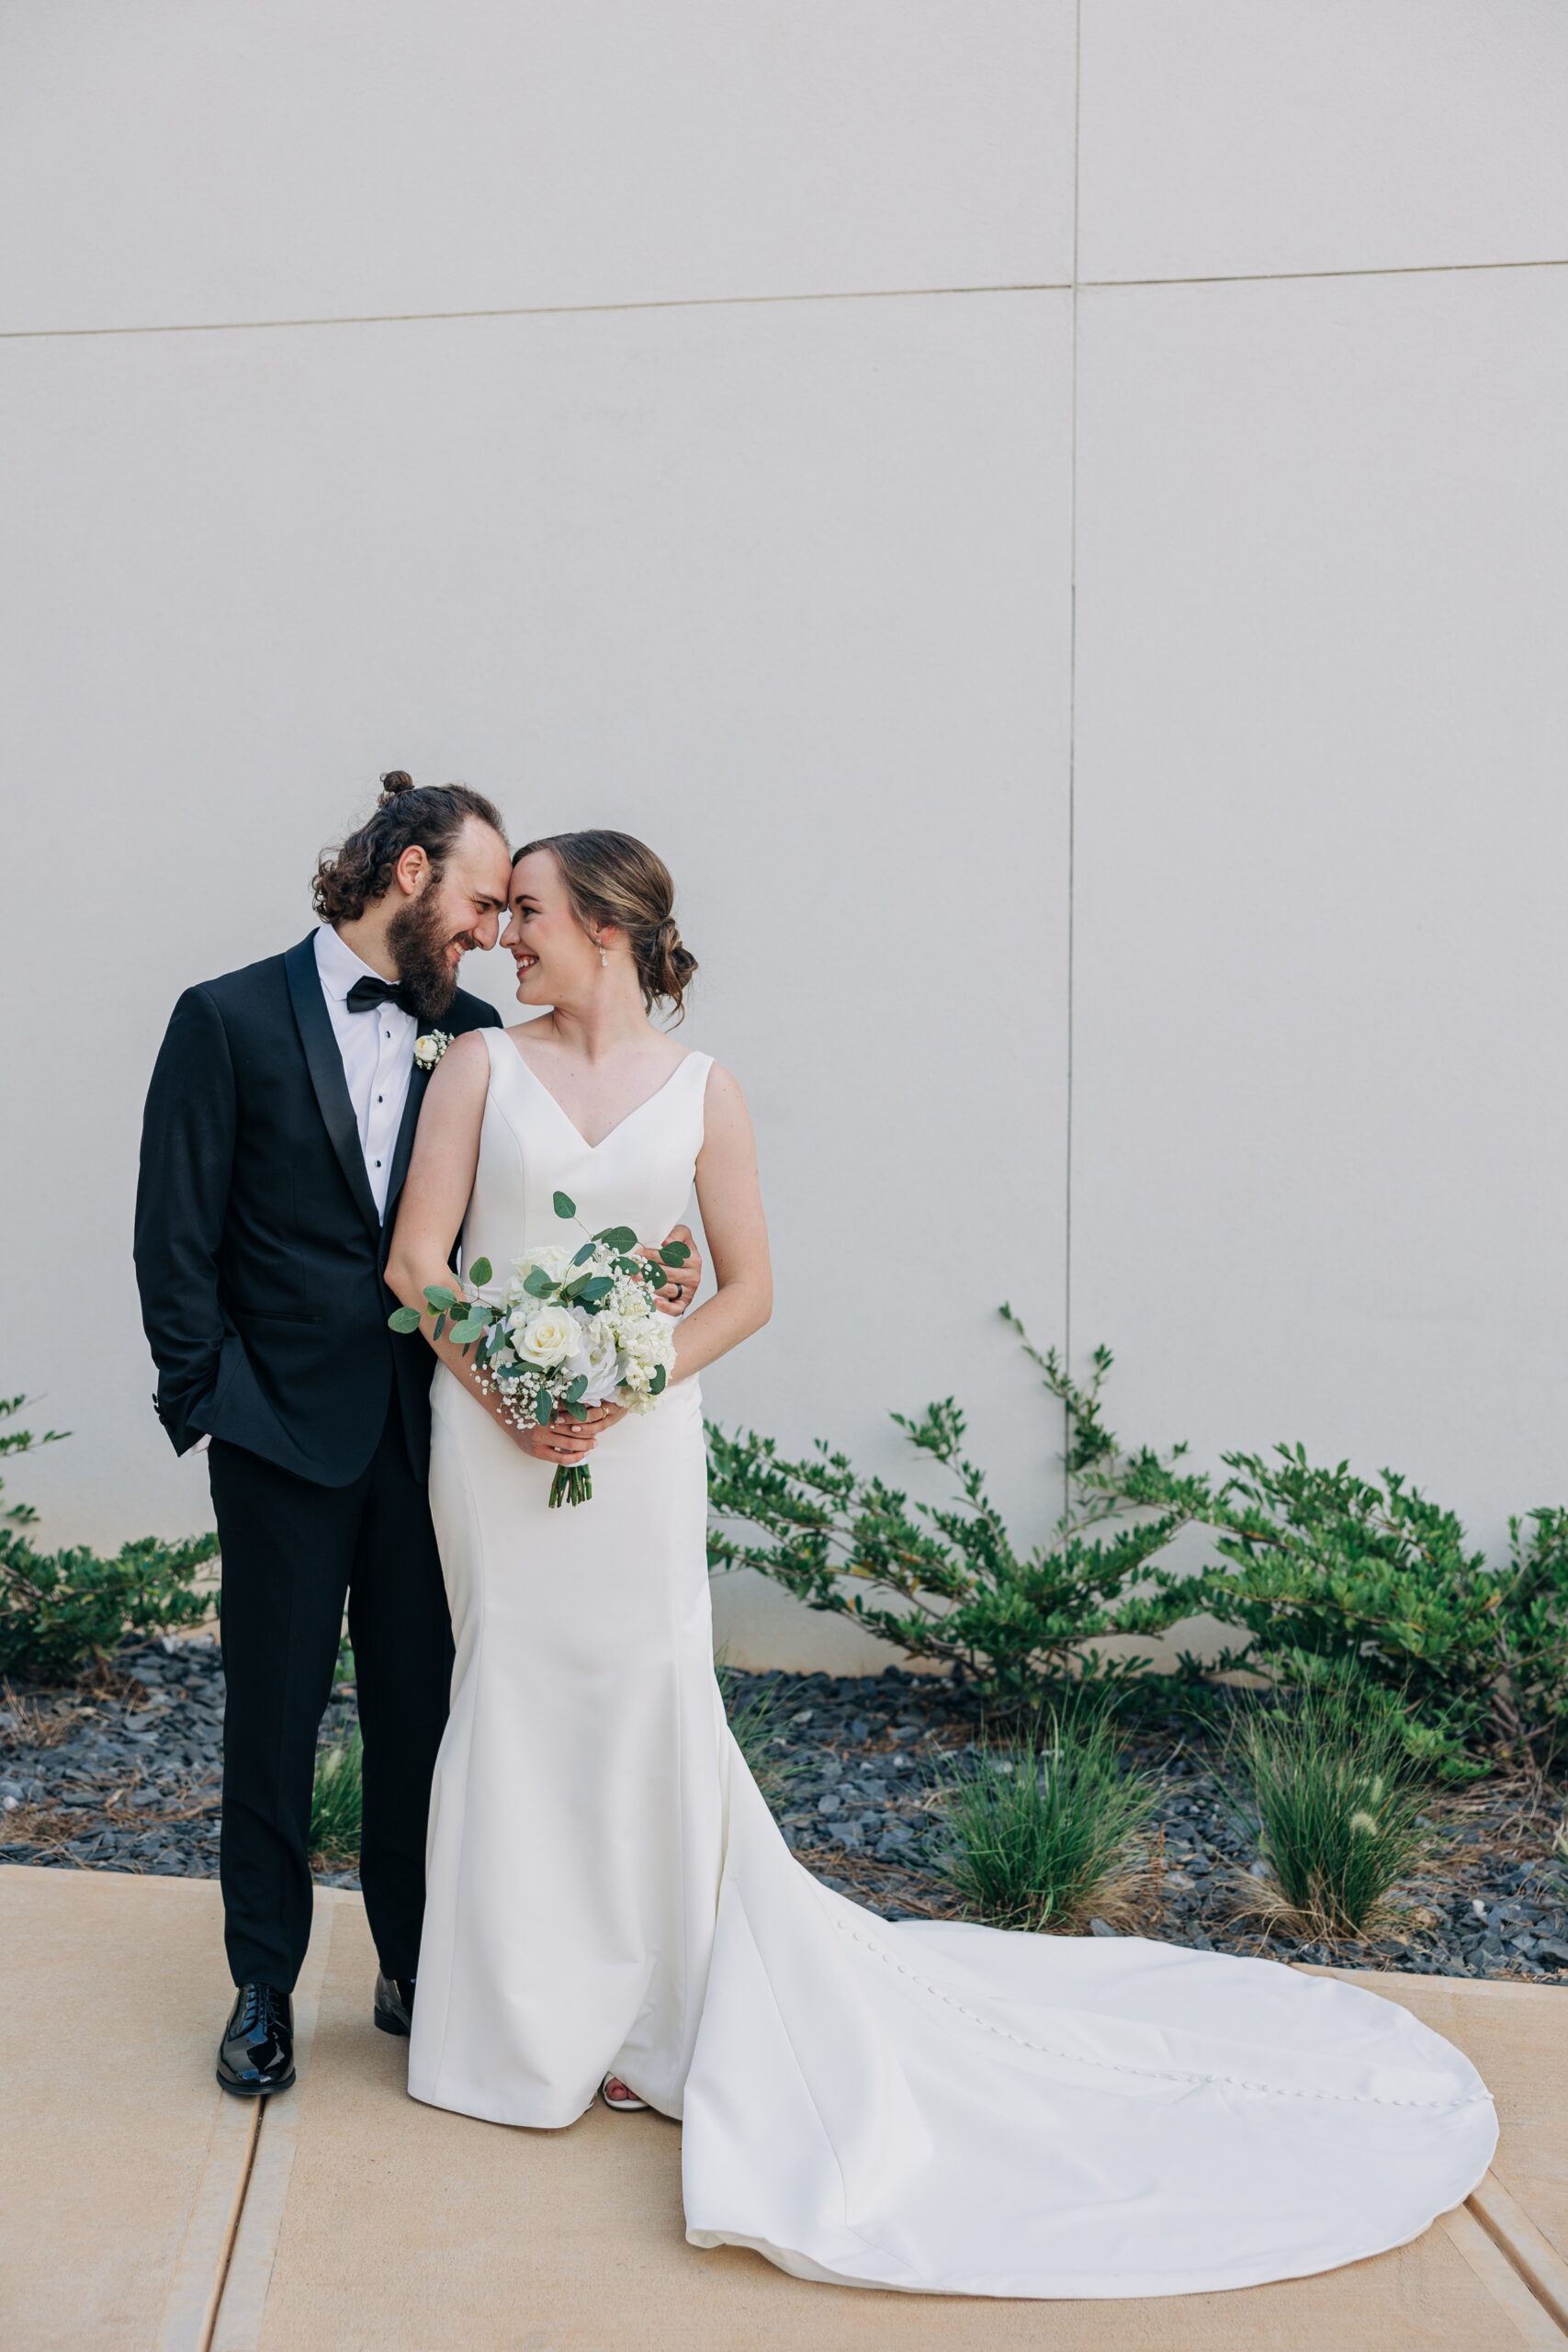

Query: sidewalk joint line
<box><xmin>197</xmin><ymin>2101</ymin><xmax>263</xmax><ymax>2352</ymax></box>
<box><xmin>1470</xmin><ymin>2176</ymin><xmax>1568</xmax><ymax>2337</ymax></box>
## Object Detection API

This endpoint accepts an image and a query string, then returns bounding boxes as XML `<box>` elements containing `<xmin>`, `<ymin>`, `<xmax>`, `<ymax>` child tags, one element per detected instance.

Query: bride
<box><xmin>386</xmin><ymin>829</ymin><xmax>1495</xmax><ymax>2301</ymax></box>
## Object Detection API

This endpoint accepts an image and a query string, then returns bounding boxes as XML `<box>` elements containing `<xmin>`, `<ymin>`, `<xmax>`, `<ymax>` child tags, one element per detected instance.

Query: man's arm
<box><xmin>132</xmin><ymin>985</ymin><xmax>238</xmax><ymax>1455</ymax></box>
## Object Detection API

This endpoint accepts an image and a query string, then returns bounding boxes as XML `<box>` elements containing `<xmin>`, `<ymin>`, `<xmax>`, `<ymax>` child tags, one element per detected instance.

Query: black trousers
<box><xmin>208</xmin><ymin>1402</ymin><xmax>453</xmax><ymax>1992</ymax></box>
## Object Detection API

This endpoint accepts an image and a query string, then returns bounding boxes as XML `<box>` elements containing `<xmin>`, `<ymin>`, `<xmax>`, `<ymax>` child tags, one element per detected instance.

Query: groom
<box><xmin>134</xmin><ymin>775</ymin><xmax>700</xmax><ymax>2097</ymax></box>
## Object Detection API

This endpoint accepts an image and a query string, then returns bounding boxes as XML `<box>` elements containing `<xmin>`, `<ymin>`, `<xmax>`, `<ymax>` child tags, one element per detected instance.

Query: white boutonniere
<box><xmin>413</xmin><ymin>1029</ymin><xmax>453</xmax><ymax>1072</ymax></box>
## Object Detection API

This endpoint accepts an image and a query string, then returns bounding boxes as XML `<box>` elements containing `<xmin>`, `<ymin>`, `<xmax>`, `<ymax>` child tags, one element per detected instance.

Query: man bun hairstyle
<box><xmin>313</xmin><ymin>771</ymin><xmax>509</xmax><ymax>923</ymax></box>
<box><xmin>515</xmin><ymin>830</ymin><xmax>699</xmax><ymax>1022</ymax></box>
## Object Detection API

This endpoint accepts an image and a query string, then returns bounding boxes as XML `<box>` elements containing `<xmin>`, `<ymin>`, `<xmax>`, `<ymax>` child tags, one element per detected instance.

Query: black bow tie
<box><xmin>345</xmin><ymin>974</ymin><xmax>419</xmax><ymax>1018</ymax></box>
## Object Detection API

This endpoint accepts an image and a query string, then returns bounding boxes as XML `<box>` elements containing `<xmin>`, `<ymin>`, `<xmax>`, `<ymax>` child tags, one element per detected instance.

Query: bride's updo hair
<box><xmin>515</xmin><ymin>830</ymin><xmax>698</xmax><ymax>1022</ymax></box>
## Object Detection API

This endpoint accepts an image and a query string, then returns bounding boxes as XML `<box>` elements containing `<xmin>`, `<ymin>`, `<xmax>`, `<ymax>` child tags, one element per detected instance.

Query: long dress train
<box><xmin>407</xmin><ymin>1027</ymin><xmax>1495</xmax><ymax>2299</ymax></box>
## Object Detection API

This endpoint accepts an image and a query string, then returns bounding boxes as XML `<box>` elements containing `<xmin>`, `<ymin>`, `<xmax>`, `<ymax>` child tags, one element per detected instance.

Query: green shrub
<box><xmin>706</xmin><ymin>1315</ymin><xmax>1214</xmax><ymax>1707</ymax></box>
<box><xmin>1166</xmin><ymin>1459</ymin><xmax>1568</xmax><ymax>1776</ymax></box>
<box><xmin>310</xmin><ymin>1727</ymin><xmax>364</xmax><ymax>1866</ymax></box>
<box><xmin>1229</xmin><ymin>1682</ymin><xmax>1434</xmax><ymax>1942</ymax></box>
<box><xmin>0</xmin><ymin>1396</ymin><xmax>216</xmax><ymax>1683</ymax></box>
<box><xmin>710</xmin><ymin>1323</ymin><xmax>1568</xmax><ymax>1773</ymax></box>
<box><xmin>932</xmin><ymin>1704</ymin><xmax>1157</xmax><ymax>1933</ymax></box>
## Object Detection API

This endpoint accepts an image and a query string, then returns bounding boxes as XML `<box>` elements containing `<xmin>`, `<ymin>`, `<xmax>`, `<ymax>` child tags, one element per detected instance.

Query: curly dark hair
<box><xmin>312</xmin><ymin>771</ymin><xmax>510</xmax><ymax>922</ymax></box>
<box><xmin>513</xmin><ymin>830</ymin><xmax>699</xmax><ymax>1021</ymax></box>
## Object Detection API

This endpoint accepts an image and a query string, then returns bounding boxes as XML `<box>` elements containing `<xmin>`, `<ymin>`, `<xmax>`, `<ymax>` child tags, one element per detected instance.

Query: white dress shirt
<box><xmin>313</xmin><ymin>922</ymin><xmax>416</xmax><ymax>1220</ymax></box>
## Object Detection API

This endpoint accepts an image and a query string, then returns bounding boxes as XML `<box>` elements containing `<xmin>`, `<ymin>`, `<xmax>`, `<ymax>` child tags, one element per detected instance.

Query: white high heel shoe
<box><xmin>600</xmin><ymin>2073</ymin><xmax>649</xmax><ymax>2112</ymax></box>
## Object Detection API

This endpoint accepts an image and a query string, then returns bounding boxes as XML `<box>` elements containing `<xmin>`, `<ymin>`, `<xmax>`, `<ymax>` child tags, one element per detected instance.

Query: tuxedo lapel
<box><xmin>381</xmin><ymin>1060</ymin><xmax>431</xmax><ymax>1241</ymax></box>
<box><xmin>283</xmin><ymin>934</ymin><xmax>382</xmax><ymax>1243</ymax></box>
<box><xmin>382</xmin><ymin>1002</ymin><xmax>498</xmax><ymax>1251</ymax></box>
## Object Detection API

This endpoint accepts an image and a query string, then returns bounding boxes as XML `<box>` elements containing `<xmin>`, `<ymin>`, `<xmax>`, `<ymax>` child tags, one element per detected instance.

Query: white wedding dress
<box><xmin>408</xmin><ymin>1028</ymin><xmax>1496</xmax><ymax>2299</ymax></box>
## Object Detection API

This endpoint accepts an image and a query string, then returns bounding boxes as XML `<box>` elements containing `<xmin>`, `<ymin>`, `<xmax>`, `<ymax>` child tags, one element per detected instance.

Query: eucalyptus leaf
<box><xmin>553</xmin><ymin>1191</ymin><xmax>577</xmax><ymax>1221</ymax></box>
<box><xmin>659</xmin><ymin>1242</ymin><xmax>692</xmax><ymax>1268</ymax></box>
<box><xmin>448</xmin><ymin>1317</ymin><xmax>486</xmax><ymax>1345</ymax></box>
<box><xmin>468</xmin><ymin>1257</ymin><xmax>493</xmax><ymax>1287</ymax></box>
<box><xmin>565</xmin><ymin>1375</ymin><xmax>588</xmax><ymax>1404</ymax></box>
<box><xmin>386</xmin><ymin>1306</ymin><xmax>421</xmax><ymax>1334</ymax></box>
<box><xmin>594</xmin><ymin>1226</ymin><xmax>637</xmax><ymax>1251</ymax></box>
<box><xmin>433</xmin><ymin>1312</ymin><xmax>447</xmax><ymax>1342</ymax></box>
<box><xmin>571</xmin><ymin>1241</ymin><xmax>596</xmax><ymax>1266</ymax></box>
<box><xmin>649</xmin><ymin>1363</ymin><xmax>668</xmax><ymax>1396</ymax></box>
<box><xmin>524</xmin><ymin>1268</ymin><xmax>558</xmax><ymax>1298</ymax></box>
<box><xmin>574</xmin><ymin>1276</ymin><xmax>613</xmax><ymax>1306</ymax></box>
<box><xmin>535</xmin><ymin>1392</ymin><xmax>553</xmax><ymax>1428</ymax></box>
<box><xmin>423</xmin><ymin>1284</ymin><xmax>458</xmax><ymax>1313</ymax></box>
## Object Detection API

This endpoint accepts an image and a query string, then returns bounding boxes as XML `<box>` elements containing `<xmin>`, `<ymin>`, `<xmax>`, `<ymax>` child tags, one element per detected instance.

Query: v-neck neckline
<box><xmin>502</xmin><ymin>1035</ymin><xmax>695</xmax><ymax>1153</ymax></box>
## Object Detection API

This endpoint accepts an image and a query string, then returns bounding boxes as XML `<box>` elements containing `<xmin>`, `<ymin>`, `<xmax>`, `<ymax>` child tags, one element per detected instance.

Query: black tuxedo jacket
<box><xmin>134</xmin><ymin>933</ymin><xmax>501</xmax><ymax>1487</ymax></box>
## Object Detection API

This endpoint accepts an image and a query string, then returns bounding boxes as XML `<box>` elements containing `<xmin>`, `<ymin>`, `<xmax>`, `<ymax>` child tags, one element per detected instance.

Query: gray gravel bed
<box><xmin>735</xmin><ymin>1667</ymin><xmax>1568</xmax><ymax>1983</ymax></box>
<box><xmin>6</xmin><ymin>1647</ymin><xmax>1565</xmax><ymax>1981</ymax></box>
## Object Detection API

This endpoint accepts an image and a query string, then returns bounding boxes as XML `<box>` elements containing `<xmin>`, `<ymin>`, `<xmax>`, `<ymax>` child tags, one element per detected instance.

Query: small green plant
<box><xmin>0</xmin><ymin>1396</ymin><xmax>217</xmax><ymax>1683</ymax></box>
<box><xmin>707</xmin><ymin>1315</ymin><xmax>1214</xmax><ymax>1707</ymax></box>
<box><xmin>1229</xmin><ymin>1683</ymin><xmax>1433</xmax><ymax>1943</ymax></box>
<box><xmin>310</xmin><ymin>1727</ymin><xmax>364</xmax><ymax>1866</ymax></box>
<box><xmin>716</xmin><ymin>1660</ymin><xmax>801</xmax><ymax>1811</ymax></box>
<box><xmin>931</xmin><ymin>1704</ymin><xmax>1157</xmax><ymax>1933</ymax></box>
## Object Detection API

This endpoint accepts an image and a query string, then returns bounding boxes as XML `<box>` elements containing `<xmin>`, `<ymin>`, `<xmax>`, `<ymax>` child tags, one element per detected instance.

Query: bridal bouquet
<box><xmin>388</xmin><ymin>1190</ymin><xmax>689</xmax><ymax>1507</ymax></box>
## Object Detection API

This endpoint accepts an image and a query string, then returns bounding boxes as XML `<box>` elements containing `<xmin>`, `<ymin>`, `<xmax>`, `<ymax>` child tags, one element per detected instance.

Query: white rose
<box><xmin>515</xmin><ymin>1307</ymin><xmax>578</xmax><ymax>1369</ymax></box>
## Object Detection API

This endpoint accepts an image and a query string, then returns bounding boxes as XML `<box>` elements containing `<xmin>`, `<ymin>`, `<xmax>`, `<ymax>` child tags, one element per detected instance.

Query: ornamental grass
<box><xmin>310</xmin><ymin>1726</ymin><xmax>365</xmax><ymax>1868</ymax></box>
<box><xmin>1230</xmin><ymin>1681</ymin><xmax>1433</xmax><ymax>1943</ymax></box>
<box><xmin>932</xmin><ymin>1703</ymin><xmax>1157</xmax><ymax>1935</ymax></box>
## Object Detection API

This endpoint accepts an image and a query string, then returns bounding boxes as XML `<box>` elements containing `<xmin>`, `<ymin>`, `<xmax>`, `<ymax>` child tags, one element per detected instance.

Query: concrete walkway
<box><xmin>5</xmin><ymin>1864</ymin><xmax>1567</xmax><ymax>2352</ymax></box>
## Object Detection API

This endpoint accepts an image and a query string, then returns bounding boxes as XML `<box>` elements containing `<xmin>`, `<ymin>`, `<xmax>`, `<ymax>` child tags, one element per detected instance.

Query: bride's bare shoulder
<box><xmin>423</xmin><ymin>1026</ymin><xmax>492</xmax><ymax>1097</ymax></box>
<box><xmin>698</xmin><ymin>1060</ymin><xmax>752</xmax><ymax>1129</ymax></box>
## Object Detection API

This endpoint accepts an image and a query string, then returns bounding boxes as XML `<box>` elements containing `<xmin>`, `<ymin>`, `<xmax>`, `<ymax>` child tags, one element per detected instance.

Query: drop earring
<box><xmin>599</xmin><ymin>941</ymin><xmax>608</xmax><ymax>968</ymax></box>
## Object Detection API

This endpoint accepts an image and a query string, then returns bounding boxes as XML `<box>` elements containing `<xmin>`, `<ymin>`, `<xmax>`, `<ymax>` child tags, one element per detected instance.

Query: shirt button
<box><xmin>375</xmin><ymin>1159</ymin><xmax>382</xmax><ymax>1168</ymax></box>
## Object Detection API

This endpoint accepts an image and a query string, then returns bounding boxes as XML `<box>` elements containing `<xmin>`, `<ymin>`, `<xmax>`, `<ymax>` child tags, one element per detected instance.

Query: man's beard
<box><xmin>387</xmin><ymin>891</ymin><xmax>469</xmax><ymax>1023</ymax></box>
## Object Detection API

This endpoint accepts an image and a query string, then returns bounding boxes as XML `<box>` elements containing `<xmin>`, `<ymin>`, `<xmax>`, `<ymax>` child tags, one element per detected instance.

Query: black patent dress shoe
<box><xmin>217</xmin><ymin>1983</ymin><xmax>295</xmax><ymax>2097</ymax></box>
<box><xmin>373</xmin><ymin>1971</ymin><xmax>415</xmax><ymax>2037</ymax></box>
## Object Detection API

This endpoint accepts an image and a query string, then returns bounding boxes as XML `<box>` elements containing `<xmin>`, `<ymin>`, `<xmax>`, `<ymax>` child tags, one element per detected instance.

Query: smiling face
<box><xmin>502</xmin><ymin>847</ymin><xmax>609</xmax><ymax>1007</ymax></box>
<box><xmin>388</xmin><ymin>816</ymin><xmax>513</xmax><ymax>1019</ymax></box>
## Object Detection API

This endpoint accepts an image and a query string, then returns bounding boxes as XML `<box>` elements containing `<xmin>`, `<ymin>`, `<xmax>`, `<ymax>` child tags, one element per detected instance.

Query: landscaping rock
<box><xmin>5</xmin><ymin>1647</ymin><xmax>1566</xmax><ymax>1988</ymax></box>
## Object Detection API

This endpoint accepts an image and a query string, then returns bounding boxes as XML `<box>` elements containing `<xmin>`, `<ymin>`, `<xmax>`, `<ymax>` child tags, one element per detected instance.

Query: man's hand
<box><xmin>639</xmin><ymin>1224</ymin><xmax>703</xmax><ymax>1317</ymax></box>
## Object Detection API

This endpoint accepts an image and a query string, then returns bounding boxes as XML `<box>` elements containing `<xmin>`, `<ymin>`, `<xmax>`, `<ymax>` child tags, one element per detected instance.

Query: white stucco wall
<box><xmin>3</xmin><ymin>6</ymin><xmax>1565</xmax><ymax>1672</ymax></box>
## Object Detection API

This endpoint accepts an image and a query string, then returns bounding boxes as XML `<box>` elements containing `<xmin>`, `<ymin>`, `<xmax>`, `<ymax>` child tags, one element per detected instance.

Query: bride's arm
<box><xmin>669</xmin><ymin>1064</ymin><xmax>773</xmax><ymax>1383</ymax></box>
<box><xmin>385</xmin><ymin>1034</ymin><xmax>597</xmax><ymax>1465</ymax></box>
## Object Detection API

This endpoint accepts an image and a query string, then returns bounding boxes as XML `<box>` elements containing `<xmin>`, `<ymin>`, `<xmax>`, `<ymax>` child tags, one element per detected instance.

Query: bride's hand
<box><xmin>514</xmin><ymin>1405</ymin><xmax>597</xmax><ymax>1465</ymax></box>
<box><xmin>513</xmin><ymin>1399</ymin><xmax>626</xmax><ymax>1464</ymax></box>
<box><xmin>583</xmin><ymin>1400</ymin><xmax>628</xmax><ymax>1431</ymax></box>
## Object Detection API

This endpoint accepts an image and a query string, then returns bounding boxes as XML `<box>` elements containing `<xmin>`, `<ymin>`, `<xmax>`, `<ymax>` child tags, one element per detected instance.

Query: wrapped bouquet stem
<box><xmin>389</xmin><ymin>1190</ymin><xmax>690</xmax><ymax>1506</ymax></box>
